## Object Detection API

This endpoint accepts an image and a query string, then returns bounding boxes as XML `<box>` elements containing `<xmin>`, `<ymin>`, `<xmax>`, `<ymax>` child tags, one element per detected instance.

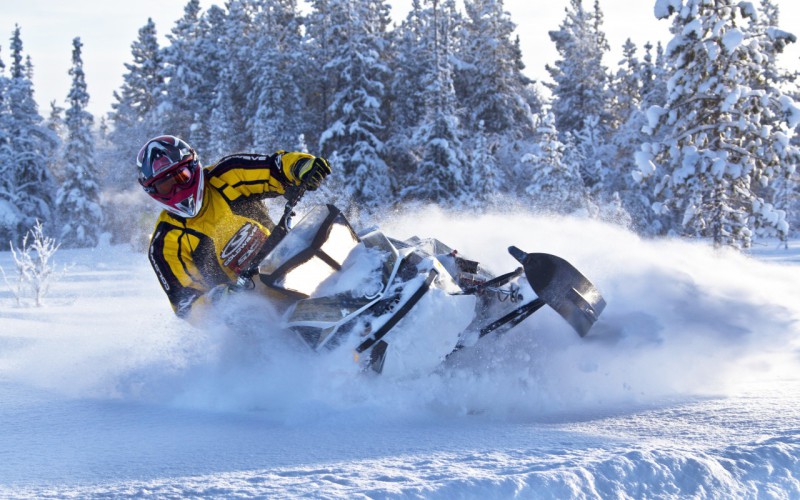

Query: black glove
<box><xmin>292</xmin><ymin>157</ymin><xmax>331</xmax><ymax>190</ymax></box>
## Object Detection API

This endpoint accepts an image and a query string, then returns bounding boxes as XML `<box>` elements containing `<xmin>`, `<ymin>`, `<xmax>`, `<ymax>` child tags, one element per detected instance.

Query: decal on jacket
<box><xmin>147</xmin><ymin>151</ymin><xmax>313</xmax><ymax>319</ymax></box>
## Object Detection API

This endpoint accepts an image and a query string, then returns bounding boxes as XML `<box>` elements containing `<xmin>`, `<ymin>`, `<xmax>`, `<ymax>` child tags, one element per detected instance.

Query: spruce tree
<box><xmin>108</xmin><ymin>18</ymin><xmax>164</xmax><ymax>177</ymax></box>
<box><xmin>102</xmin><ymin>20</ymin><xmax>165</xmax><ymax>245</ymax></box>
<box><xmin>159</xmin><ymin>0</ymin><xmax>207</xmax><ymax>141</ymax></box>
<box><xmin>317</xmin><ymin>0</ymin><xmax>393</xmax><ymax>210</ymax></box>
<box><xmin>385</xmin><ymin>0</ymin><xmax>429</xmax><ymax>185</ymax></box>
<box><xmin>0</xmin><ymin>26</ymin><xmax>57</xmax><ymax>244</ymax></box>
<box><xmin>609</xmin><ymin>39</ymin><xmax>642</xmax><ymax>131</ymax></box>
<box><xmin>56</xmin><ymin>38</ymin><xmax>103</xmax><ymax>248</ymax></box>
<box><xmin>458</xmin><ymin>0</ymin><xmax>534</xmax><ymax>139</ymax></box>
<box><xmin>523</xmin><ymin>112</ymin><xmax>586</xmax><ymax>214</ymax></box>
<box><xmin>44</xmin><ymin>101</ymin><xmax>66</xmax><ymax>183</ymax></box>
<box><xmin>545</xmin><ymin>0</ymin><xmax>613</xmax><ymax>200</ymax></box>
<box><xmin>303</xmin><ymin>0</ymin><xmax>336</xmax><ymax>153</ymax></box>
<box><xmin>401</xmin><ymin>0</ymin><xmax>468</xmax><ymax>205</ymax></box>
<box><xmin>641</xmin><ymin>0</ymin><xmax>800</xmax><ymax>248</ymax></box>
<box><xmin>46</xmin><ymin>101</ymin><xmax>66</xmax><ymax>140</ymax></box>
<box><xmin>752</xmin><ymin>0</ymin><xmax>799</xmax><ymax>242</ymax></box>
<box><xmin>0</xmin><ymin>43</ymin><xmax>14</xmax><ymax>239</ymax></box>
<box><xmin>207</xmin><ymin>0</ymin><xmax>255</xmax><ymax>157</ymax></box>
<box><xmin>546</xmin><ymin>0</ymin><xmax>611</xmax><ymax>139</ymax></box>
<box><xmin>585</xmin><ymin>38</ymin><xmax>643</xmax><ymax>204</ymax></box>
<box><xmin>248</xmin><ymin>0</ymin><xmax>306</xmax><ymax>152</ymax></box>
<box><xmin>468</xmin><ymin>121</ymin><xmax>502</xmax><ymax>208</ymax></box>
<box><xmin>610</xmin><ymin>41</ymin><xmax>668</xmax><ymax>234</ymax></box>
<box><xmin>190</xmin><ymin>4</ymin><xmax>228</xmax><ymax>152</ymax></box>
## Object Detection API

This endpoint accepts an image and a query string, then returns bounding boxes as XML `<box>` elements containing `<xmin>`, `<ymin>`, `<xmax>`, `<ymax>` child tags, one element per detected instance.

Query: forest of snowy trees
<box><xmin>0</xmin><ymin>0</ymin><xmax>799</xmax><ymax>249</ymax></box>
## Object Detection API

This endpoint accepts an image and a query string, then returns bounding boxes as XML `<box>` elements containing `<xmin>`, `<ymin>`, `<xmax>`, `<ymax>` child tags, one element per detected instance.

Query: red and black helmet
<box><xmin>137</xmin><ymin>135</ymin><xmax>205</xmax><ymax>218</ymax></box>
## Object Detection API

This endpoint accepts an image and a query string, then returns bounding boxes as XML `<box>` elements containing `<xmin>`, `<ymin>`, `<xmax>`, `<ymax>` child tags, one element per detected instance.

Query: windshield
<box><xmin>285</xmin><ymin>243</ymin><xmax>393</xmax><ymax>323</ymax></box>
<box><xmin>259</xmin><ymin>205</ymin><xmax>332</xmax><ymax>275</ymax></box>
<box><xmin>281</xmin><ymin>226</ymin><xmax>406</xmax><ymax>350</ymax></box>
<box><xmin>257</xmin><ymin>204</ymin><xmax>365</xmax><ymax>298</ymax></box>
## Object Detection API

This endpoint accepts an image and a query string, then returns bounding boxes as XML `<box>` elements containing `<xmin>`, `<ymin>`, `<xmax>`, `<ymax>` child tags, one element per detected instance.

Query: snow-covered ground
<box><xmin>1</xmin><ymin>208</ymin><xmax>798</xmax><ymax>498</ymax></box>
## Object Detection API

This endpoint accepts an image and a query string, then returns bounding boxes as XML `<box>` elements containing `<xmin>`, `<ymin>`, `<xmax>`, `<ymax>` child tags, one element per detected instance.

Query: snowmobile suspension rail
<box><xmin>478</xmin><ymin>297</ymin><xmax>546</xmax><ymax>339</ymax></box>
<box><xmin>461</xmin><ymin>267</ymin><xmax>523</xmax><ymax>296</ymax></box>
<box><xmin>355</xmin><ymin>269</ymin><xmax>438</xmax><ymax>354</ymax></box>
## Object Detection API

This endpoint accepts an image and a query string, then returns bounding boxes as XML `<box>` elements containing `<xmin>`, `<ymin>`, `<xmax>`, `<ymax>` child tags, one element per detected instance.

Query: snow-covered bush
<box><xmin>0</xmin><ymin>220</ymin><xmax>62</xmax><ymax>307</ymax></box>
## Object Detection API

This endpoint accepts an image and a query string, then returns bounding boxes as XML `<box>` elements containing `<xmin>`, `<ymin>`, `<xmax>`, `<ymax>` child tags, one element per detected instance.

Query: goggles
<box><xmin>144</xmin><ymin>161</ymin><xmax>196</xmax><ymax>196</ymax></box>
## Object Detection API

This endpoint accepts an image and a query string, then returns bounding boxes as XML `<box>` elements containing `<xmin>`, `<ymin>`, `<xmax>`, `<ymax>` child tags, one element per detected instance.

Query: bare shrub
<box><xmin>0</xmin><ymin>220</ymin><xmax>62</xmax><ymax>307</ymax></box>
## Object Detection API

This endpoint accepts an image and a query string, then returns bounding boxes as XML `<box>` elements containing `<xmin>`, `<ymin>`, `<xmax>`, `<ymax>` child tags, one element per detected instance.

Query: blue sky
<box><xmin>2</xmin><ymin>0</ymin><xmax>799</xmax><ymax>119</ymax></box>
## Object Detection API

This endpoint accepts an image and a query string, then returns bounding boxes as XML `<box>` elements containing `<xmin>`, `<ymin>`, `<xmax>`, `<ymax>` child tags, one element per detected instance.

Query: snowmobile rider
<box><xmin>137</xmin><ymin>135</ymin><xmax>331</xmax><ymax>324</ymax></box>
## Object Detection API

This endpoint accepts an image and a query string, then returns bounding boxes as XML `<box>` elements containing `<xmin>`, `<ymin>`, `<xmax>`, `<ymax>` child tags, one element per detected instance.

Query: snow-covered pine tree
<box><xmin>0</xmin><ymin>26</ymin><xmax>58</xmax><ymax>244</ymax></box>
<box><xmin>773</xmin><ymin>64</ymin><xmax>800</xmax><ymax>242</ymax></box>
<box><xmin>103</xmin><ymin>19</ymin><xmax>167</xmax><ymax>246</ymax></box>
<box><xmin>468</xmin><ymin>120</ymin><xmax>502</xmax><ymax>208</ymax></box>
<box><xmin>609</xmin><ymin>41</ymin><xmax>669</xmax><ymax>234</ymax></box>
<box><xmin>44</xmin><ymin>101</ymin><xmax>66</xmax><ymax>184</ymax></box>
<box><xmin>384</xmin><ymin>0</ymin><xmax>429</xmax><ymax>185</ymax></box>
<box><xmin>317</xmin><ymin>0</ymin><xmax>393</xmax><ymax>210</ymax></box>
<box><xmin>573</xmin><ymin>114</ymin><xmax>611</xmax><ymax>192</ymax></box>
<box><xmin>606</xmin><ymin>40</ymin><xmax>644</xmax><ymax>195</ymax></box>
<box><xmin>0</xmin><ymin>43</ymin><xmax>4</xmax><ymax>95</ymax></box>
<box><xmin>188</xmin><ymin>4</ymin><xmax>227</xmax><ymax>152</ymax></box>
<box><xmin>456</xmin><ymin>0</ymin><xmax>539</xmax><ymax>206</ymax></box>
<box><xmin>523</xmin><ymin>112</ymin><xmax>587</xmax><ymax>214</ymax></box>
<box><xmin>158</xmin><ymin>0</ymin><xmax>208</xmax><ymax>142</ymax></box>
<box><xmin>546</xmin><ymin>0</ymin><xmax>612</xmax><ymax>140</ymax></box>
<box><xmin>641</xmin><ymin>0</ymin><xmax>800</xmax><ymax>248</ymax></box>
<box><xmin>546</xmin><ymin>0</ymin><xmax>614</xmax><ymax>202</ymax></box>
<box><xmin>640</xmin><ymin>41</ymin><xmax>669</xmax><ymax>114</ymax></box>
<box><xmin>303</xmin><ymin>0</ymin><xmax>337</xmax><ymax>154</ymax></box>
<box><xmin>55</xmin><ymin>38</ymin><xmax>103</xmax><ymax>248</ymax></box>
<box><xmin>756</xmin><ymin>0</ymin><xmax>794</xmax><ymax>83</ymax></box>
<box><xmin>0</xmin><ymin>43</ymin><xmax>13</xmax><ymax>240</ymax></box>
<box><xmin>45</xmin><ymin>101</ymin><xmax>65</xmax><ymax>140</ymax></box>
<box><xmin>609</xmin><ymin>39</ymin><xmax>642</xmax><ymax>132</ymax></box>
<box><xmin>248</xmin><ymin>0</ymin><xmax>306</xmax><ymax>152</ymax></box>
<box><xmin>108</xmin><ymin>18</ymin><xmax>164</xmax><ymax>178</ymax></box>
<box><xmin>207</xmin><ymin>0</ymin><xmax>256</xmax><ymax>157</ymax></box>
<box><xmin>751</xmin><ymin>0</ymin><xmax>799</xmax><ymax>242</ymax></box>
<box><xmin>401</xmin><ymin>0</ymin><xmax>468</xmax><ymax>205</ymax></box>
<box><xmin>604</xmin><ymin>39</ymin><xmax>644</xmax><ymax>194</ymax></box>
<box><xmin>458</xmin><ymin>0</ymin><xmax>534</xmax><ymax>139</ymax></box>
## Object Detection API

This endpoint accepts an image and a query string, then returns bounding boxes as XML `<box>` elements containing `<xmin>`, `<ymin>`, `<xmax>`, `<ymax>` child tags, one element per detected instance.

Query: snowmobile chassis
<box><xmin>238</xmin><ymin>188</ymin><xmax>606</xmax><ymax>374</ymax></box>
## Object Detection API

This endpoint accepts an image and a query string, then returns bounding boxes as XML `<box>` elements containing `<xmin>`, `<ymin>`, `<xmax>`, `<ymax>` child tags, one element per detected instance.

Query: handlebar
<box><xmin>235</xmin><ymin>184</ymin><xmax>306</xmax><ymax>287</ymax></box>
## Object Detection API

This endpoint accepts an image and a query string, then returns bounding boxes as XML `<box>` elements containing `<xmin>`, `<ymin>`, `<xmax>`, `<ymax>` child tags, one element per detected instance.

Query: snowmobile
<box><xmin>237</xmin><ymin>189</ymin><xmax>606</xmax><ymax>376</ymax></box>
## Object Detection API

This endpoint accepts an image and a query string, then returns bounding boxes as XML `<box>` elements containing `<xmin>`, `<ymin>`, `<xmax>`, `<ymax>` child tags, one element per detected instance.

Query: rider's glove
<box><xmin>291</xmin><ymin>156</ymin><xmax>331</xmax><ymax>190</ymax></box>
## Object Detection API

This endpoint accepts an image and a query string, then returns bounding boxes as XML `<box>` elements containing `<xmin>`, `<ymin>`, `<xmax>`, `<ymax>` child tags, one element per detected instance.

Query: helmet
<box><xmin>137</xmin><ymin>135</ymin><xmax>205</xmax><ymax>218</ymax></box>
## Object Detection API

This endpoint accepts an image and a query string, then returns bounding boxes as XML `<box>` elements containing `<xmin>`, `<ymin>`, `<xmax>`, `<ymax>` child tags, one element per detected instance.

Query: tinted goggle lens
<box><xmin>150</xmin><ymin>164</ymin><xmax>194</xmax><ymax>195</ymax></box>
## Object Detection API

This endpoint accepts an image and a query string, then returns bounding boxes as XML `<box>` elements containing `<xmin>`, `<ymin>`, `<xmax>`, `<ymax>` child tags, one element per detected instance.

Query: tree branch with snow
<box><xmin>0</xmin><ymin>220</ymin><xmax>62</xmax><ymax>307</ymax></box>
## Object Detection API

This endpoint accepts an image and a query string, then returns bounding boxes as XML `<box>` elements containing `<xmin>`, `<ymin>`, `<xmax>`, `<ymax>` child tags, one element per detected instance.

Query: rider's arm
<box><xmin>205</xmin><ymin>151</ymin><xmax>317</xmax><ymax>201</ymax></box>
<box><xmin>148</xmin><ymin>220</ymin><xmax>230</xmax><ymax>325</ymax></box>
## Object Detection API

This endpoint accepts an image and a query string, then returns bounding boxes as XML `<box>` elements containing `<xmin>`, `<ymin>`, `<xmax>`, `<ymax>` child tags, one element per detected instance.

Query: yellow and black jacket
<box><xmin>148</xmin><ymin>151</ymin><xmax>314</xmax><ymax>323</ymax></box>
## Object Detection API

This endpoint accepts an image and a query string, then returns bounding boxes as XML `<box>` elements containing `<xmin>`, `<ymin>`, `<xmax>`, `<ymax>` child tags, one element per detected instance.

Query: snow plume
<box><xmin>1</xmin><ymin>208</ymin><xmax>798</xmax><ymax>422</ymax></box>
<box><xmin>374</xmin><ymin>206</ymin><xmax>800</xmax><ymax>416</ymax></box>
